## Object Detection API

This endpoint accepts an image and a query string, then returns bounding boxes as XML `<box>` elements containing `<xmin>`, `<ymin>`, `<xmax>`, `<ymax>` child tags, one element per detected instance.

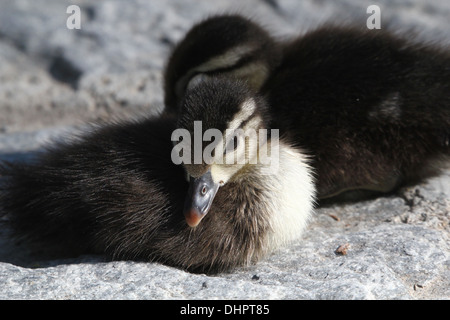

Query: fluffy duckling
<box><xmin>163</xmin><ymin>14</ymin><xmax>280</xmax><ymax>113</ymax></box>
<box><xmin>0</xmin><ymin>78</ymin><xmax>315</xmax><ymax>273</ymax></box>
<box><xmin>163</xmin><ymin>14</ymin><xmax>450</xmax><ymax>200</ymax></box>
<box><xmin>177</xmin><ymin>78</ymin><xmax>314</xmax><ymax>238</ymax></box>
<box><xmin>264</xmin><ymin>26</ymin><xmax>450</xmax><ymax>199</ymax></box>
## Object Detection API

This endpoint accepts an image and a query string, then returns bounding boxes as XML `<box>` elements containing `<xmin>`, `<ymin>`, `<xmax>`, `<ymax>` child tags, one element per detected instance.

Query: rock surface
<box><xmin>0</xmin><ymin>0</ymin><xmax>449</xmax><ymax>300</ymax></box>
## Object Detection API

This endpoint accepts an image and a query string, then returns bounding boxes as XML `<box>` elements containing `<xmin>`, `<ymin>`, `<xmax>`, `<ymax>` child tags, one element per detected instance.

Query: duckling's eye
<box><xmin>201</xmin><ymin>185</ymin><xmax>208</xmax><ymax>195</ymax></box>
<box><xmin>224</xmin><ymin>136</ymin><xmax>239</xmax><ymax>154</ymax></box>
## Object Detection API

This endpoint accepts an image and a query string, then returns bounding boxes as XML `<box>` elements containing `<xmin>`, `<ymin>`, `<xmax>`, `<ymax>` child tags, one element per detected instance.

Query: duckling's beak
<box><xmin>184</xmin><ymin>169</ymin><xmax>220</xmax><ymax>227</ymax></box>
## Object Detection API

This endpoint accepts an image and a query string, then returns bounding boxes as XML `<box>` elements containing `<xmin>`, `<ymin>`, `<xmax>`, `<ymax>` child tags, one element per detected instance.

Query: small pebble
<box><xmin>335</xmin><ymin>243</ymin><xmax>350</xmax><ymax>255</ymax></box>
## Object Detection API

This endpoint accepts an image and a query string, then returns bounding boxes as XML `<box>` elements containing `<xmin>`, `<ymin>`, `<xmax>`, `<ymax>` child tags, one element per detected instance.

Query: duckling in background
<box><xmin>164</xmin><ymin>14</ymin><xmax>450</xmax><ymax>201</ymax></box>
<box><xmin>0</xmin><ymin>78</ymin><xmax>315</xmax><ymax>273</ymax></box>
<box><xmin>264</xmin><ymin>26</ymin><xmax>450</xmax><ymax>200</ymax></box>
<box><xmin>163</xmin><ymin>14</ymin><xmax>281</xmax><ymax>113</ymax></box>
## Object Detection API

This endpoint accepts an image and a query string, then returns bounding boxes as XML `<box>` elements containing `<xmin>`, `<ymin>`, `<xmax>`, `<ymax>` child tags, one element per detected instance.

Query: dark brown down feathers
<box><xmin>263</xmin><ymin>26</ymin><xmax>450</xmax><ymax>199</ymax></box>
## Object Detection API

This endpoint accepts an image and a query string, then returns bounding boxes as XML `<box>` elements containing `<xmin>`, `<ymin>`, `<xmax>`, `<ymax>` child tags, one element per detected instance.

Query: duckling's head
<box><xmin>164</xmin><ymin>14</ymin><xmax>279</xmax><ymax>112</ymax></box>
<box><xmin>173</xmin><ymin>77</ymin><xmax>271</xmax><ymax>227</ymax></box>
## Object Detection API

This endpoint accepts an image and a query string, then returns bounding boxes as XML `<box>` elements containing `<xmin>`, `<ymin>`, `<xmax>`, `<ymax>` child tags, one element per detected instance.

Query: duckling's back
<box><xmin>0</xmin><ymin>116</ymin><xmax>188</xmax><ymax>258</ymax></box>
<box><xmin>264</xmin><ymin>26</ymin><xmax>450</xmax><ymax>198</ymax></box>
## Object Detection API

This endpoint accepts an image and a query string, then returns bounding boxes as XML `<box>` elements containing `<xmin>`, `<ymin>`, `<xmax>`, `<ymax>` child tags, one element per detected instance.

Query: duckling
<box><xmin>263</xmin><ymin>26</ymin><xmax>450</xmax><ymax>200</ymax></box>
<box><xmin>163</xmin><ymin>14</ymin><xmax>281</xmax><ymax>113</ymax></box>
<box><xmin>0</xmin><ymin>78</ymin><xmax>315</xmax><ymax>273</ymax></box>
<box><xmin>177</xmin><ymin>78</ymin><xmax>314</xmax><ymax>238</ymax></box>
<box><xmin>164</xmin><ymin>14</ymin><xmax>450</xmax><ymax>200</ymax></box>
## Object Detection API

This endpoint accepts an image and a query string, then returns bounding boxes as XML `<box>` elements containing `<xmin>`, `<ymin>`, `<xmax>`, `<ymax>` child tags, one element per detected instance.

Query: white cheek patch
<box><xmin>219</xmin><ymin>106</ymin><xmax>263</xmax><ymax>168</ymax></box>
<box><xmin>208</xmin><ymin>99</ymin><xmax>262</xmax><ymax>185</ymax></box>
<box><xmin>242</xmin><ymin>115</ymin><xmax>262</xmax><ymax>132</ymax></box>
<box><xmin>227</xmin><ymin>98</ymin><xmax>257</xmax><ymax>130</ymax></box>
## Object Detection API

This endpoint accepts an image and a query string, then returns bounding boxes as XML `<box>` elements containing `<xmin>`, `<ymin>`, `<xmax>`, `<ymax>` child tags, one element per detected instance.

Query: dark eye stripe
<box><xmin>224</xmin><ymin>136</ymin><xmax>239</xmax><ymax>154</ymax></box>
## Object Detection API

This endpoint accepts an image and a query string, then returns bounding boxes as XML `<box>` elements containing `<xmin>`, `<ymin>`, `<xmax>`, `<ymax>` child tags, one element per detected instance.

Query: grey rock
<box><xmin>0</xmin><ymin>0</ymin><xmax>449</xmax><ymax>300</ymax></box>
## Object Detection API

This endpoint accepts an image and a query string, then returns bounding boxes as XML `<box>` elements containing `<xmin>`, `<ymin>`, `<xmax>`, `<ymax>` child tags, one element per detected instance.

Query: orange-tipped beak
<box><xmin>184</xmin><ymin>209</ymin><xmax>203</xmax><ymax>228</ymax></box>
<box><xmin>183</xmin><ymin>169</ymin><xmax>220</xmax><ymax>228</ymax></box>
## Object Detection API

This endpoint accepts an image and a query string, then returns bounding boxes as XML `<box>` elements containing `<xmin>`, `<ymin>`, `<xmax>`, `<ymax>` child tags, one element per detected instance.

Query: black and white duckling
<box><xmin>163</xmin><ymin>14</ymin><xmax>450</xmax><ymax>201</ymax></box>
<box><xmin>163</xmin><ymin>14</ymin><xmax>280</xmax><ymax>113</ymax></box>
<box><xmin>0</xmin><ymin>78</ymin><xmax>315</xmax><ymax>273</ymax></box>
